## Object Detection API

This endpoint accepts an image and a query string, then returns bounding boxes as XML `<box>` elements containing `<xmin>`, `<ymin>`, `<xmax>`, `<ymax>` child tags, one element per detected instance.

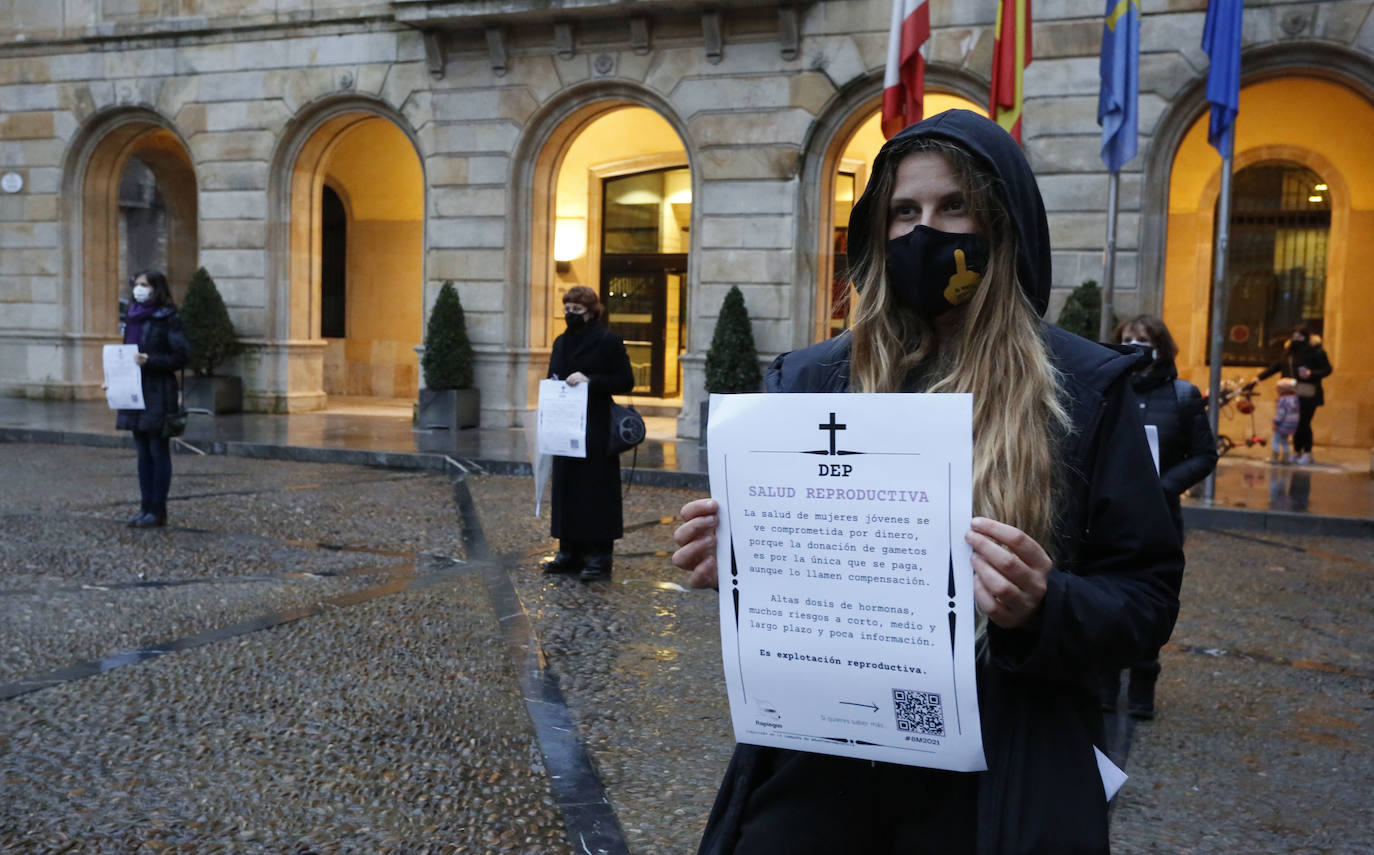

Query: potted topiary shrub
<box><xmin>418</xmin><ymin>280</ymin><xmax>479</xmax><ymax>430</ymax></box>
<box><xmin>181</xmin><ymin>267</ymin><xmax>244</xmax><ymax>414</ymax></box>
<box><xmin>1056</xmin><ymin>279</ymin><xmax>1117</xmax><ymax>342</ymax></box>
<box><xmin>701</xmin><ymin>285</ymin><xmax>762</xmax><ymax>444</ymax></box>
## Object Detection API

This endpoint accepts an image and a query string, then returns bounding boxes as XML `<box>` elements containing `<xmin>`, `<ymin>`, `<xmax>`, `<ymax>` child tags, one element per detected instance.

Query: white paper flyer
<box><xmin>708</xmin><ymin>392</ymin><xmax>985</xmax><ymax>772</ymax></box>
<box><xmin>102</xmin><ymin>344</ymin><xmax>144</xmax><ymax>411</ymax></box>
<box><xmin>536</xmin><ymin>378</ymin><xmax>589</xmax><ymax>459</ymax></box>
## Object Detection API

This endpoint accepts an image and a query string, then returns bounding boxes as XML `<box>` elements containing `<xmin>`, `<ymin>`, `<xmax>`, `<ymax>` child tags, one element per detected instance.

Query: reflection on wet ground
<box><xmin>4</xmin><ymin>398</ymin><xmax>1369</xmax><ymax>523</ymax></box>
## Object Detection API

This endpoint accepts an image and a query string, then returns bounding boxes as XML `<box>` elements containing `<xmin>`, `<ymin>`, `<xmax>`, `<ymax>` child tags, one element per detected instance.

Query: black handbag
<box><xmin>162</xmin><ymin>370</ymin><xmax>188</xmax><ymax>439</ymax></box>
<box><xmin>608</xmin><ymin>401</ymin><xmax>646</xmax><ymax>454</ymax></box>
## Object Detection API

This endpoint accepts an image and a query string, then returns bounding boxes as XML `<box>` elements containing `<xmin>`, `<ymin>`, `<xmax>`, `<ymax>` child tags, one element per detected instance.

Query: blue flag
<box><xmin>1098</xmin><ymin>0</ymin><xmax>1140</xmax><ymax>173</ymax></box>
<box><xmin>1202</xmin><ymin>0</ymin><xmax>1243</xmax><ymax>157</ymax></box>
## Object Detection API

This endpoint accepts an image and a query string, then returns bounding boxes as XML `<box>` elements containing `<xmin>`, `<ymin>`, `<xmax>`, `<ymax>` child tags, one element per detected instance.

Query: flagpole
<box><xmin>1098</xmin><ymin>171</ymin><xmax>1119</xmax><ymax>341</ymax></box>
<box><xmin>1203</xmin><ymin>150</ymin><xmax>1234</xmax><ymax>503</ymax></box>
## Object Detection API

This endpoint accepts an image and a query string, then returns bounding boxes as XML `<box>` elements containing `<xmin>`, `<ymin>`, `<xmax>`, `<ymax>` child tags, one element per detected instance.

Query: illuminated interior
<box><xmin>552</xmin><ymin>107</ymin><xmax>690</xmax><ymax>397</ymax></box>
<box><xmin>1163</xmin><ymin>75</ymin><xmax>1374</xmax><ymax>446</ymax></box>
<box><xmin>296</xmin><ymin>116</ymin><xmax>424</xmax><ymax>400</ymax></box>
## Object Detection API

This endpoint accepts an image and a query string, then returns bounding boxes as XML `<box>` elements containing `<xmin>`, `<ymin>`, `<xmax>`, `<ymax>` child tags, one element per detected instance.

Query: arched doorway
<box><xmin>70</xmin><ymin>114</ymin><xmax>197</xmax><ymax>341</ymax></box>
<box><xmin>816</xmin><ymin>93</ymin><xmax>986</xmax><ymax>340</ymax></box>
<box><xmin>1211</xmin><ymin>161</ymin><xmax>1330</xmax><ymax>366</ymax></box>
<box><xmin>1162</xmin><ymin>74</ymin><xmax>1374</xmax><ymax>446</ymax></box>
<box><xmin>541</xmin><ymin>105</ymin><xmax>692</xmax><ymax>400</ymax></box>
<box><xmin>287</xmin><ymin>113</ymin><xmax>424</xmax><ymax>402</ymax></box>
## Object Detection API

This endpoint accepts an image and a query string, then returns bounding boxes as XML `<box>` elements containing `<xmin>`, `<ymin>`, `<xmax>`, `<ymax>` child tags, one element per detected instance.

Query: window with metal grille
<box><xmin>1210</xmin><ymin>162</ymin><xmax>1329</xmax><ymax>366</ymax></box>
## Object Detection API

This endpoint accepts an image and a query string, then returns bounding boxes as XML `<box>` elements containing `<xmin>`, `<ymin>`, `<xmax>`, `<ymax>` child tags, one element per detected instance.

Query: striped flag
<box><xmin>1202</xmin><ymin>0</ymin><xmax>1243</xmax><ymax>157</ymax></box>
<box><xmin>1098</xmin><ymin>0</ymin><xmax>1140</xmax><ymax>173</ymax></box>
<box><xmin>882</xmin><ymin>0</ymin><xmax>930</xmax><ymax>138</ymax></box>
<box><xmin>990</xmin><ymin>0</ymin><xmax>1032</xmax><ymax>143</ymax></box>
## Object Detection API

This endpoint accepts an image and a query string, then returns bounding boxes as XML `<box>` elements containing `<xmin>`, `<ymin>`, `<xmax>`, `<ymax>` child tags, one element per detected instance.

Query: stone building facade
<box><xmin>1</xmin><ymin>0</ymin><xmax>1372</xmax><ymax>445</ymax></box>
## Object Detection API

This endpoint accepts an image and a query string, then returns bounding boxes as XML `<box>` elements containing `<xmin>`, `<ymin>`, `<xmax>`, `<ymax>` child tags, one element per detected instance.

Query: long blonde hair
<box><xmin>848</xmin><ymin>137</ymin><xmax>1068</xmax><ymax>552</ymax></box>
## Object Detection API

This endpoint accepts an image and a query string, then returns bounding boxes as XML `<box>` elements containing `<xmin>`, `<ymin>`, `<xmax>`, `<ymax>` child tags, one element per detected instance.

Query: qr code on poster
<box><xmin>892</xmin><ymin>689</ymin><xmax>945</xmax><ymax>736</ymax></box>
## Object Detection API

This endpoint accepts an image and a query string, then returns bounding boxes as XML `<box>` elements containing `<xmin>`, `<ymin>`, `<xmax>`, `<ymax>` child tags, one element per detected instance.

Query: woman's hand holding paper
<box><xmin>965</xmin><ymin>516</ymin><xmax>1052</xmax><ymax>629</ymax></box>
<box><xmin>673</xmin><ymin>498</ymin><xmax>720</xmax><ymax>589</ymax></box>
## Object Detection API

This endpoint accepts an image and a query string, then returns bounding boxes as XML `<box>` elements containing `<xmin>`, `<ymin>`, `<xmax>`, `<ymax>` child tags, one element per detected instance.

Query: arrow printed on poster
<box><xmin>840</xmin><ymin>701</ymin><xmax>879</xmax><ymax>713</ymax></box>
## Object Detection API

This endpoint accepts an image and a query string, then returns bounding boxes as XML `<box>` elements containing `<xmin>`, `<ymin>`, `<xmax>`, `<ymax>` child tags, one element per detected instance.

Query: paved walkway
<box><xmin>2</xmin><ymin>444</ymin><xmax>1370</xmax><ymax>853</ymax></box>
<box><xmin>2</xmin><ymin>397</ymin><xmax>1370</xmax><ymax>533</ymax></box>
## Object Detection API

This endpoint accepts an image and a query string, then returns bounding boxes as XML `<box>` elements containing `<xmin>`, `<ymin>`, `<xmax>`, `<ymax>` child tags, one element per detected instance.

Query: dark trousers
<box><xmin>559</xmin><ymin>538</ymin><xmax>613</xmax><ymax>558</ymax></box>
<box><xmin>732</xmin><ymin>750</ymin><xmax>977</xmax><ymax>855</ymax></box>
<box><xmin>1294</xmin><ymin>397</ymin><xmax>1319</xmax><ymax>454</ymax></box>
<box><xmin>132</xmin><ymin>429</ymin><xmax>172</xmax><ymax>516</ymax></box>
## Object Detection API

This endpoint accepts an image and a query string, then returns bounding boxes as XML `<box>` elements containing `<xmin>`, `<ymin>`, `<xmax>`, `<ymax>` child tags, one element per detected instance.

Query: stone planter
<box><xmin>418</xmin><ymin>388</ymin><xmax>480</xmax><ymax>430</ymax></box>
<box><xmin>184</xmin><ymin>375</ymin><xmax>243</xmax><ymax>414</ymax></box>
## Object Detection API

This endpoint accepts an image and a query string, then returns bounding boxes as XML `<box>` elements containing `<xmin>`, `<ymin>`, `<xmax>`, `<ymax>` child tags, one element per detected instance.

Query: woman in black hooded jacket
<box><xmin>672</xmin><ymin>111</ymin><xmax>1183</xmax><ymax>854</ymax></box>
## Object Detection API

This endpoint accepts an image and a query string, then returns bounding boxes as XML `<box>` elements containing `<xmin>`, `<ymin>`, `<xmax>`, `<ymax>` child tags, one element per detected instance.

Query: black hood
<box><xmin>847</xmin><ymin>109</ymin><xmax>1052</xmax><ymax>316</ymax></box>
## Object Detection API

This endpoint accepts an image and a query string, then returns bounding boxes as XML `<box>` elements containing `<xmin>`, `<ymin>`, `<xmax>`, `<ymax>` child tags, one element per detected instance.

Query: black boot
<box><xmin>1128</xmin><ymin>661</ymin><xmax>1159</xmax><ymax>720</ymax></box>
<box><xmin>579</xmin><ymin>553</ymin><xmax>612</xmax><ymax>581</ymax></box>
<box><xmin>541</xmin><ymin>551</ymin><xmax>582</xmax><ymax>575</ymax></box>
<box><xmin>130</xmin><ymin>512</ymin><xmax>165</xmax><ymax>528</ymax></box>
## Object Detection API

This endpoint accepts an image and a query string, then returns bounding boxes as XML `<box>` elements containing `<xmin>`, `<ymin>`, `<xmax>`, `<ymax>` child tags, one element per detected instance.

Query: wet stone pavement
<box><xmin>2</xmin><ymin>443</ymin><xmax>1371</xmax><ymax>853</ymax></box>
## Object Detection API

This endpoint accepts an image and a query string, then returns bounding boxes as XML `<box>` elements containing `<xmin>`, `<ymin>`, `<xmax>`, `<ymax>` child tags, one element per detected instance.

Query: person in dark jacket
<box><xmin>114</xmin><ymin>270</ymin><xmax>190</xmax><ymax>527</ymax></box>
<box><xmin>1104</xmin><ymin>314</ymin><xmax>1216</xmax><ymax>719</ymax></box>
<box><xmin>542</xmin><ymin>285</ymin><xmax>635</xmax><ymax>581</ymax></box>
<box><xmin>1256</xmin><ymin>325</ymin><xmax>1332</xmax><ymax>464</ymax></box>
<box><xmin>1116</xmin><ymin>315</ymin><xmax>1217</xmax><ymax>534</ymax></box>
<box><xmin>672</xmin><ymin>111</ymin><xmax>1183</xmax><ymax>854</ymax></box>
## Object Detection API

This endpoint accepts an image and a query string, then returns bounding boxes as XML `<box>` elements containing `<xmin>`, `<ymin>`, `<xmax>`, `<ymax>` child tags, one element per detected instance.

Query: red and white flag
<box><xmin>882</xmin><ymin>0</ymin><xmax>930</xmax><ymax>138</ymax></box>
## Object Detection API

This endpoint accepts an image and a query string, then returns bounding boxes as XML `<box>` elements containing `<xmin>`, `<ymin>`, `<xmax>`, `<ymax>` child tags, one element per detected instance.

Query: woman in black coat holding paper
<box><xmin>672</xmin><ymin>111</ymin><xmax>1183</xmax><ymax>853</ymax></box>
<box><xmin>543</xmin><ymin>286</ymin><xmax>635</xmax><ymax>581</ymax></box>
<box><xmin>115</xmin><ymin>270</ymin><xmax>190</xmax><ymax>527</ymax></box>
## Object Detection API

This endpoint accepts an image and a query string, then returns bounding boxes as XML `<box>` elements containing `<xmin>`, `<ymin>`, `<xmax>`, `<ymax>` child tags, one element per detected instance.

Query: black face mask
<box><xmin>1121</xmin><ymin>341</ymin><xmax>1157</xmax><ymax>364</ymax></box>
<box><xmin>885</xmin><ymin>226</ymin><xmax>989</xmax><ymax>317</ymax></box>
<box><xmin>564</xmin><ymin>312</ymin><xmax>587</xmax><ymax>331</ymax></box>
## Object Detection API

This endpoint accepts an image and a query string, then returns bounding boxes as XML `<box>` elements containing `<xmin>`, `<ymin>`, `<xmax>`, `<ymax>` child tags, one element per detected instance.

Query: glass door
<box><xmin>601</xmin><ymin>167</ymin><xmax>690</xmax><ymax>397</ymax></box>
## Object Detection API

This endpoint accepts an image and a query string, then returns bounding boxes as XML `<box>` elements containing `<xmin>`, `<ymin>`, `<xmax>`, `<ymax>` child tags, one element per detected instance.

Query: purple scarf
<box><xmin>124</xmin><ymin>301</ymin><xmax>155</xmax><ymax>346</ymax></box>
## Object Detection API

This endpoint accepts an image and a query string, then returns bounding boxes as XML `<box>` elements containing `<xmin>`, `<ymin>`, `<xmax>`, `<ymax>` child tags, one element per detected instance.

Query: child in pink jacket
<box><xmin>1272</xmin><ymin>378</ymin><xmax>1300</xmax><ymax>463</ymax></box>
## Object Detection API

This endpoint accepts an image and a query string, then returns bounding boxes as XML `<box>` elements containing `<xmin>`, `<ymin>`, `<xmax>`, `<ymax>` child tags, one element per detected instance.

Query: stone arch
<box><xmin>61</xmin><ymin>106</ymin><xmax>197</xmax><ymax>387</ymax></box>
<box><xmin>266</xmin><ymin>95</ymin><xmax>427</xmax><ymax>410</ymax></box>
<box><xmin>507</xmin><ymin>82</ymin><xmax>699</xmax><ymax>413</ymax></box>
<box><xmin>794</xmin><ymin>65</ymin><xmax>989</xmax><ymax>347</ymax></box>
<box><xmin>1139</xmin><ymin>42</ymin><xmax>1374</xmax><ymax>310</ymax></box>
<box><xmin>1151</xmin><ymin>52</ymin><xmax>1374</xmax><ymax>446</ymax></box>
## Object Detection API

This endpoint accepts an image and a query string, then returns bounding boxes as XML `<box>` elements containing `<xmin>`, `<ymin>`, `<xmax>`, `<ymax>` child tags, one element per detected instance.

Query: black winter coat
<box><xmin>696</xmin><ymin>326</ymin><xmax>1185</xmax><ymax>855</ymax></box>
<box><xmin>115</xmin><ymin>307</ymin><xmax>190</xmax><ymax>434</ymax></box>
<box><xmin>1257</xmin><ymin>342</ymin><xmax>1332</xmax><ymax>406</ymax></box>
<box><xmin>547</xmin><ymin>321</ymin><xmax>635</xmax><ymax>542</ymax></box>
<box><xmin>1129</xmin><ymin>360</ymin><xmax>1217</xmax><ymax>527</ymax></box>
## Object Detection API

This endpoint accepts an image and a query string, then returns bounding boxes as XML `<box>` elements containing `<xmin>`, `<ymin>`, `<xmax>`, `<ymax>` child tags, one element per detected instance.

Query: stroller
<box><xmin>1203</xmin><ymin>378</ymin><xmax>1264</xmax><ymax>457</ymax></box>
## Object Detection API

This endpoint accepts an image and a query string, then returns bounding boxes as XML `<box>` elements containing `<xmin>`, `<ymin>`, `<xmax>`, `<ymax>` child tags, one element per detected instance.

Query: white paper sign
<box><xmin>536</xmin><ymin>379</ymin><xmax>588</xmax><ymax>458</ymax></box>
<box><xmin>103</xmin><ymin>345</ymin><xmax>144</xmax><ymax>410</ymax></box>
<box><xmin>708</xmin><ymin>392</ymin><xmax>984</xmax><ymax>772</ymax></box>
<box><xmin>1143</xmin><ymin>424</ymin><xmax>1160</xmax><ymax>475</ymax></box>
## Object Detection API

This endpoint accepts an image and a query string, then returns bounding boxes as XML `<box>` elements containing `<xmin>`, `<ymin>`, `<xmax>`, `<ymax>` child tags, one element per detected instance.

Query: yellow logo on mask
<box><xmin>944</xmin><ymin>249</ymin><xmax>981</xmax><ymax>306</ymax></box>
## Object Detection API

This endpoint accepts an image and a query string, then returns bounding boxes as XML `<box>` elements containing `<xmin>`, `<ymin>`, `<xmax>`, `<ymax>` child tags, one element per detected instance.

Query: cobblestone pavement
<box><xmin>2</xmin><ymin>443</ymin><xmax>1370</xmax><ymax>853</ymax></box>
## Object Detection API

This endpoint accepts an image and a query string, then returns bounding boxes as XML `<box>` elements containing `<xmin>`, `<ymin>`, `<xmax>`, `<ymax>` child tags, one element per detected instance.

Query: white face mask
<box><xmin>132</xmin><ymin>284</ymin><xmax>152</xmax><ymax>303</ymax></box>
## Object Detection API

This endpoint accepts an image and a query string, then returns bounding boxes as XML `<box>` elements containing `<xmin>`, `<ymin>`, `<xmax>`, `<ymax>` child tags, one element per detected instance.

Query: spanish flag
<box><xmin>990</xmin><ymin>0</ymin><xmax>1032</xmax><ymax>143</ymax></box>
